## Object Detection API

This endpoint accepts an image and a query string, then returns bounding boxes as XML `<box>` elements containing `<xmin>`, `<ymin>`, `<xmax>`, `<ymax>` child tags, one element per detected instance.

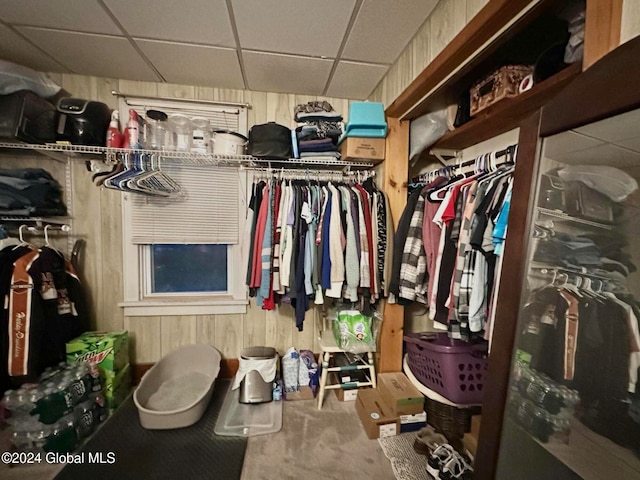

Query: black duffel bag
<box><xmin>247</xmin><ymin>122</ymin><xmax>293</xmax><ymax>160</ymax></box>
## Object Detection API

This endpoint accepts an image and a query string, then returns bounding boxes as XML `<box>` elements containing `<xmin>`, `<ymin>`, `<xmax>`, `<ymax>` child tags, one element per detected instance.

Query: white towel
<box><xmin>232</xmin><ymin>356</ymin><xmax>277</xmax><ymax>390</ymax></box>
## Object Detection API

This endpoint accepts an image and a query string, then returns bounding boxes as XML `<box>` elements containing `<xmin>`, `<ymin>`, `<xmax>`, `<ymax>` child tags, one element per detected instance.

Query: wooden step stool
<box><xmin>316</xmin><ymin>330</ymin><xmax>377</xmax><ymax>409</ymax></box>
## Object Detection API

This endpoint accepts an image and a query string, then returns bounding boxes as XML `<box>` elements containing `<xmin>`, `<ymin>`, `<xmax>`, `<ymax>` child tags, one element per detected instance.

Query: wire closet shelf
<box><xmin>0</xmin><ymin>142</ymin><xmax>376</xmax><ymax>169</ymax></box>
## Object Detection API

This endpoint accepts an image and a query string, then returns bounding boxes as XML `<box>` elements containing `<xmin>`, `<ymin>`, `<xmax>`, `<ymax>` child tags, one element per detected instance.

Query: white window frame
<box><xmin>117</xmin><ymin>96</ymin><xmax>249</xmax><ymax>316</ymax></box>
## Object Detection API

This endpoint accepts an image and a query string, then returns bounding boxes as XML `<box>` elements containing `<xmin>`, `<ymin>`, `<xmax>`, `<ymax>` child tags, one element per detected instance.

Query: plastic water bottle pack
<box><xmin>1</xmin><ymin>361</ymin><xmax>108</xmax><ymax>454</ymax></box>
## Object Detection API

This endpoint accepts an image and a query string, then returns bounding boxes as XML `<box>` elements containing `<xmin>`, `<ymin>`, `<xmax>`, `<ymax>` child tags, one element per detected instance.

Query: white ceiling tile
<box><xmin>617</xmin><ymin>136</ymin><xmax>640</xmax><ymax>154</ymax></box>
<box><xmin>18</xmin><ymin>27</ymin><xmax>160</xmax><ymax>82</ymax></box>
<box><xmin>0</xmin><ymin>0</ymin><xmax>120</xmax><ymax>35</ymax></box>
<box><xmin>552</xmin><ymin>143</ymin><xmax>640</xmax><ymax>168</ymax></box>
<box><xmin>342</xmin><ymin>0</ymin><xmax>438</xmax><ymax>63</ymax></box>
<box><xmin>0</xmin><ymin>24</ymin><xmax>70</xmax><ymax>73</ymax></box>
<box><xmin>232</xmin><ymin>0</ymin><xmax>355</xmax><ymax>57</ymax></box>
<box><xmin>136</xmin><ymin>39</ymin><xmax>243</xmax><ymax>89</ymax></box>
<box><xmin>574</xmin><ymin>109</ymin><xmax>640</xmax><ymax>143</ymax></box>
<box><xmin>326</xmin><ymin>61</ymin><xmax>388</xmax><ymax>99</ymax></box>
<box><xmin>243</xmin><ymin>51</ymin><xmax>332</xmax><ymax>95</ymax></box>
<box><xmin>103</xmin><ymin>0</ymin><xmax>235</xmax><ymax>47</ymax></box>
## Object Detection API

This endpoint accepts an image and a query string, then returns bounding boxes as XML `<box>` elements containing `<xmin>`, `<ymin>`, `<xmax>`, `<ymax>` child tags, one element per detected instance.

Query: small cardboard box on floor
<box><xmin>377</xmin><ymin>372</ymin><xmax>424</xmax><ymax>416</ymax></box>
<box><xmin>330</xmin><ymin>372</ymin><xmax>365</xmax><ymax>401</ymax></box>
<box><xmin>356</xmin><ymin>388</ymin><xmax>399</xmax><ymax>439</ymax></box>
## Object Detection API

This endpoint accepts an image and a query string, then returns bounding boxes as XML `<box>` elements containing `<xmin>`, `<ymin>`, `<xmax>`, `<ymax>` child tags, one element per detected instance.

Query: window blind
<box><xmin>121</xmin><ymin>96</ymin><xmax>246</xmax><ymax>245</ymax></box>
<box><xmin>129</xmin><ymin>164</ymin><xmax>239</xmax><ymax>244</ymax></box>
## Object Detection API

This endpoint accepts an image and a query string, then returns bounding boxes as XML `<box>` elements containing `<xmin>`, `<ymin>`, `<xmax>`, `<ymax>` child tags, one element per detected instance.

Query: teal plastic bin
<box><xmin>340</xmin><ymin>102</ymin><xmax>387</xmax><ymax>141</ymax></box>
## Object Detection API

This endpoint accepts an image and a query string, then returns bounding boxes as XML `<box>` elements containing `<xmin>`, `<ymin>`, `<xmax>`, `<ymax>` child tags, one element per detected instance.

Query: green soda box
<box><xmin>66</xmin><ymin>331</ymin><xmax>129</xmax><ymax>376</ymax></box>
<box><xmin>104</xmin><ymin>363</ymin><xmax>131</xmax><ymax>411</ymax></box>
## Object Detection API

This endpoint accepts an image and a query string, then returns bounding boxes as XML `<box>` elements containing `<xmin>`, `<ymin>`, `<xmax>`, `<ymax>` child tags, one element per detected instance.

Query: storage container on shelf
<box><xmin>168</xmin><ymin>114</ymin><xmax>192</xmax><ymax>152</ymax></box>
<box><xmin>146</xmin><ymin>109</ymin><xmax>169</xmax><ymax>150</ymax></box>
<box><xmin>191</xmin><ymin>117</ymin><xmax>211</xmax><ymax>154</ymax></box>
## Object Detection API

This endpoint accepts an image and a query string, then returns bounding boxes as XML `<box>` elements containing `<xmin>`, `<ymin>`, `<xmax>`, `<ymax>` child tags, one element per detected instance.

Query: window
<box><xmin>119</xmin><ymin>96</ymin><xmax>248</xmax><ymax>316</ymax></box>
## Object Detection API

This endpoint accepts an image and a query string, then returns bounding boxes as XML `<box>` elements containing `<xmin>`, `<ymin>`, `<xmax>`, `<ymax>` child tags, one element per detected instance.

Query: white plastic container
<box><xmin>191</xmin><ymin>117</ymin><xmax>211</xmax><ymax>154</ymax></box>
<box><xmin>212</xmin><ymin>130</ymin><xmax>248</xmax><ymax>155</ymax></box>
<box><xmin>133</xmin><ymin>344</ymin><xmax>221</xmax><ymax>430</ymax></box>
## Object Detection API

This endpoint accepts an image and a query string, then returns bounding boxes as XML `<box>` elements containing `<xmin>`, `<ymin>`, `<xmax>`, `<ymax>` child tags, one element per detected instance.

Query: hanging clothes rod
<box><xmin>246</xmin><ymin>167</ymin><xmax>376</xmax><ymax>182</ymax></box>
<box><xmin>24</xmin><ymin>224</ymin><xmax>71</xmax><ymax>233</ymax></box>
<box><xmin>407</xmin><ymin>144</ymin><xmax>517</xmax><ymax>186</ymax></box>
<box><xmin>111</xmin><ymin>90</ymin><xmax>252</xmax><ymax>110</ymax></box>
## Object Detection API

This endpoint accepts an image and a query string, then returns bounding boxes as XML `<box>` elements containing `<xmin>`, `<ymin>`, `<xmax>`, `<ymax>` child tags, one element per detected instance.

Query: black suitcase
<box><xmin>0</xmin><ymin>90</ymin><xmax>57</xmax><ymax>143</ymax></box>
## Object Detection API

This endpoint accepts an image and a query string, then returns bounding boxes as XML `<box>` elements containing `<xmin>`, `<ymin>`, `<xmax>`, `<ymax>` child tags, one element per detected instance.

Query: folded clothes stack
<box><xmin>293</xmin><ymin>101</ymin><xmax>343</xmax><ymax>159</ymax></box>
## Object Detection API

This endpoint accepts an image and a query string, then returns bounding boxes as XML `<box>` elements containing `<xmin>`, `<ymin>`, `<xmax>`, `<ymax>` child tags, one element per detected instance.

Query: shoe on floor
<box><xmin>414</xmin><ymin>425</ymin><xmax>448</xmax><ymax>455</ymax></box>
<box><xmin>426</xmin><ymin>443</ymin><xmax>456</xmax><ymax>479</ymax></box>
<box><xmin>439</xmin><ymin>452</ymin><xmax>473</xmax><ymax>480</ymax></box>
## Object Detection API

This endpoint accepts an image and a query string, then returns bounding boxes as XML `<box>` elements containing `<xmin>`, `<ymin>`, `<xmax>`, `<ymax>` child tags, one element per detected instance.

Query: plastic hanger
<box><xmin>13</xmin><ymin>225</ymin><xmax>34</xmax><ymax>250</ymax></box>
<box><xmin>128</xmin><ymin>153</ymin><xmax>181</xmax><ymax>197</ymax></box>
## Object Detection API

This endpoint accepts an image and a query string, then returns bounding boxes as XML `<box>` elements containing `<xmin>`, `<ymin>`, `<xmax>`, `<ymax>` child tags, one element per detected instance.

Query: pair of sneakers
<box><xmin>426</xmin><ymin>444</ymin><xmax>473</xmax><ymax>480</ymax></box>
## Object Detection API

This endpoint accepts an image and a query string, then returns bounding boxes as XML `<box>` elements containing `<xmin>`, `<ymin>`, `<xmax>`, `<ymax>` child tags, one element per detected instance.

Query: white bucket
<box><xmin>212</xmin><ymin>130</ymin><xmax>248</xmax><ymax>156</ymax></box>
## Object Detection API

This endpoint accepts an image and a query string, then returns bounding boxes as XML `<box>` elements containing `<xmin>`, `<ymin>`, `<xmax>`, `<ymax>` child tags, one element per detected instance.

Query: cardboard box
<box><xmin>377</xmin><ymin>372</ymin><xmax>424</xmax><ymax>416</ymax></box>
<box><xmin>329</xmin><ymin>373</ymin><xmax>358</xmax><ymax>401</ymax></box>
<box><xmin>471</xmin><ymin>415</ymin><xmax>481</xmax><ymax>439</ymax></box>
<box><xmin>340</xmin><ymin>137</ymin><xmax>385</xmax><ymax>163</ymax></box>
<box><xmin>335</xmin><ymin>388</ymin><xmax>359</xmax><ymax>402</ymax></box>
<box><xmin>284</xmin><ymin>385</ymin><xmax>316</xmax><ymax>401</ymax></box>
<box><xmin>400</xmin><ymin>411</ymin><xmax>427</xmax><ymax>433</ymax></box>
<box><xmin>355</xmin><ymin>388</ymin><xmax>399</xmax><ymax>439</ymax></box>
<box><xmin>66</xmin><ymin>331</ymin><xmax>129</xmax><ymax>377</ymax></box>
<box><xmin>463</xmin><ymin>433</ymin><xmax>478</xmax><ymax>458</ymax></box>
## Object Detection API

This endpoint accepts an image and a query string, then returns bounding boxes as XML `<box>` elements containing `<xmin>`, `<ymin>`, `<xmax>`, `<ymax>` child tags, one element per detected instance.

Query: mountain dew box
<box><xmin>66</xmin><ymin>331</ymin><xmax>129</xmax><ymax>377</ymax></box>
<box><xmin>103</xmin><ymin>363</ymin><xmax>131</xmax><ymax>411</ymax></box>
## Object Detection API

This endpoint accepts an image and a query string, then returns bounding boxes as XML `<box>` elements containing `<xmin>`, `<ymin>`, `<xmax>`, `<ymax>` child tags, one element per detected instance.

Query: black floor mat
<box><xmin>55</xmin><ymin>379</ymin><xmax>247</xmax><ymax>480</ymax></box>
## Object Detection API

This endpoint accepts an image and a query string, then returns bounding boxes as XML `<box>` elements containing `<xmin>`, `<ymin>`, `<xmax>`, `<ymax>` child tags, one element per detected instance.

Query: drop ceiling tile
<box><xmin>574</xmin><ymin>109</ymin><xmax>640</xmax><ymax>143</ymax></box>
<box><xmin>553</xmin><ymin>143</ymin><xmax>640</xmax><ymax>168</ymax></box>
<box><xmin>243</xmin><ymin>51</ymin><xmax>332</xmax><ymax>95</ymax></box>
<box><xmin>18</xmin><ymin>27</ymin><xmax>160</xmax><ymax>82</ymax></box>
<box><xmin>232</xmin><ymin>0</ymin><xmax>355</xmax><ymax>57</ymax></box>
<box><xmin>0</xmin><ymin>24</ymin><xmax>70</xmax><ymax>72</ymax></box>
<box><xmin>326</xmin><ymin>61</ymin><xmax>388</xmax><ymax>99</ymax></box>
<box><xmin>617</xmin><ymin>136</ymin><xmax>640</xmax><ymax>154</ymax></box>
<box><xmin>342</xmin><ymin>0</ymin><xmax>438</xmax><ymax>64</ymax></box>
<box><xmin>103</xmin><ymin>0</ymin><xmax>235</xmax><ymax>47</ymax></box>
<box><xmin>0</xmin><ymin>0</ymin><xmax>120</xmax><ymax>35</ymax></box>
<box><xmin>136</xmin><ymin>39</ymin><xmax>243</xmax><ymax>89</ymax></box>
<box><xmin>543</xmin><ymin>131</ymin><xmax>604</xmax><ymax>159</ymax></box>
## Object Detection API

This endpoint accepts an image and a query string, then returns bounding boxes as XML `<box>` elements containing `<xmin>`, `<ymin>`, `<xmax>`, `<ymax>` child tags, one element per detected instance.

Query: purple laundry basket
<box><xmin>404</xmin><ymin>333</ymin><xmax>488</xmax><ymax>404</ymax></box>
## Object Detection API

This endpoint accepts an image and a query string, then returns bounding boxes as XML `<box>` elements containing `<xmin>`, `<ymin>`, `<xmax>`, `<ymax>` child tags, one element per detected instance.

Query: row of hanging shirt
<box><xmin>0</xmin><ymin>225</ymin><xmax>89</xmax><ymax>396</ymax></box>
<box><xmin>389</xmin><ymin>145</ymin><xmax>517</xmax><ymax>342</ymax></box>
<box><xmin>244</xmin><ymin>171</ymin><xmax>393</xmax><ymax>331</ymax></box>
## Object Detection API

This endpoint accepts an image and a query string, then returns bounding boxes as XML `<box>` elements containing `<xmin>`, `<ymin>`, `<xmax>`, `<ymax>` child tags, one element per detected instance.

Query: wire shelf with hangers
<box><xmin>0</xmin><ymin>142</ymin><xmax>376</xmax><ymax>169</ymax></box>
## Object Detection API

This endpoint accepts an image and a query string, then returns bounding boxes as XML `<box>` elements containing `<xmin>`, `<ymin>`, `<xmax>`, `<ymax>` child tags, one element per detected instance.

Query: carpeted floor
<box><xmin>239</xmin><ymin>392</ymin><xmax>396</xmax><ymax>480</ymax></box>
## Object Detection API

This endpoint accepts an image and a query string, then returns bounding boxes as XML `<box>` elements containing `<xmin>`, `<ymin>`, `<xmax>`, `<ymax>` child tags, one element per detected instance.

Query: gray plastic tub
<box><xmin>133</xmin><ymin>344</ymin><xmax>221</xmax><ymax>429</ymax></box>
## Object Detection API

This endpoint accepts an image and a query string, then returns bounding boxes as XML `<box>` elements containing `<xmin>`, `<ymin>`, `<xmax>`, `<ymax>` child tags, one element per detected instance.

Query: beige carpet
<box><xmin>240</xmin><ymin>393</ymin><xmax>396</xmax><ymax>480</ymax></box>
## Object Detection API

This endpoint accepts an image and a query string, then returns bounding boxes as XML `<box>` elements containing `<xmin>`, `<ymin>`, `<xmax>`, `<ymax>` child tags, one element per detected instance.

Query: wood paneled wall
<box><xmin>25</xmin><ymin>74</ymin><xmax>352</xmax><ymax>364</ymax></box>
<box><xmin>368</xmin><ymin>0</ymin><xmax>489</xmax><ymax>108</ymax></box>
<box><xmin>621</xmin><ymin>0</ymin><xmax>640</xmax><ymax>44</ymax></box>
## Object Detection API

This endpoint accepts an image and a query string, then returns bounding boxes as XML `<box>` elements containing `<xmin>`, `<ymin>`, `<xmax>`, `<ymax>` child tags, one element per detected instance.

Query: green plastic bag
<box><xmin>333</xmin><ymin>310</ymin><xmax>374</xmax><ymax>353</ymax></box>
